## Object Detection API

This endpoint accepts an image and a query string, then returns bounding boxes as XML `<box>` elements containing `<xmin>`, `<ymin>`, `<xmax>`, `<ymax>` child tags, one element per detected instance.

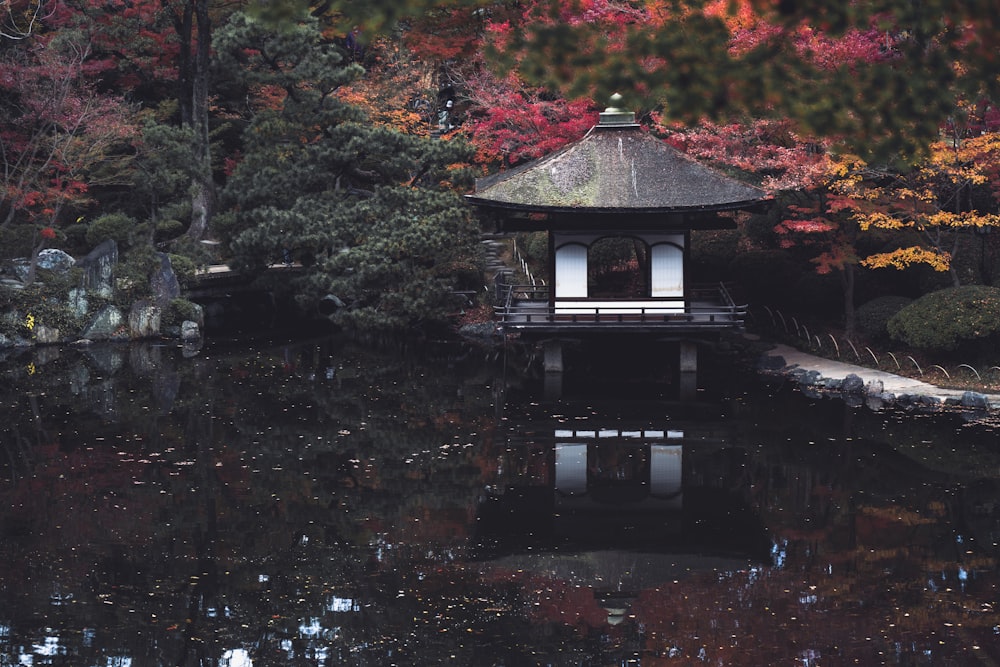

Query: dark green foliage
<box><xmin>690</xmin><ymin>229</ymin><xmax>740</xmax><ymax>280</ymax></box>
<box><xmin>589</xmin><ymin>237</ymin><xmax>639</xmax><ymax>272</ymax></box>
<box><xmin>0</xmin><ymin>226</ymin><xmax>36</xmax><ymax>260</ymax></box>
<box><xmin>167</xmin><ymin>236</ymin><xmax>217</xmax><ymax>273</ymax></box>
<box><xmin>856</xmin><ymin>296</ymin><xmax>913</xmax><ymax>342</ymax></box>
<box><xmin>113</xmin><ymin>244</ymin><xmax>159</xmax><ymax>306</ymax></box>
<box><xmin>156</xmin><ymin>220</ymin><xmax>186</xmax><ymax>242</ymax></box>
<box><xmin>515</xmin><ymin>232</ymin><xmax>548</xmax><ymax>265</ymax></box>
<box><xmin>163</xmin><ymin>297</ymin><xmax>202</xmax><ymax>327</ymax></box>
<box><xmin>127</xmin><ymin>121</ymin><xmax>203</xmax><ymax>241</ymax></box>
<box><xmin>85</xmin><ymin>213</ymin><xmax>137</xmax><ymax>249</ymax></box>
<box><xmin>61</xmin><ymin>224</ymin><xmax>90</xmax><ymax>255</ymax></box>
<box><xmin>887</xmin><ymin>286</ymin><xmax>1000</xmax><ymax>352</ymax></box>
<box><xmin>166</xmin><ymin>253</ymin><xmax>197</xmax><ymax>287</ymax></box>
<box><xmin>512</xmin><ymin>232</ymin><xmax>549</xmax><ymax>277</ymax></box>
<box><xmin>741</xmin><ymin>212</ymin><xmax>782</xmax><ymax>249</ymax></box>
<box><xmin>219</xmin><ymin>14</ymin><xmax>482</xmax><ymax>332</ymax></box>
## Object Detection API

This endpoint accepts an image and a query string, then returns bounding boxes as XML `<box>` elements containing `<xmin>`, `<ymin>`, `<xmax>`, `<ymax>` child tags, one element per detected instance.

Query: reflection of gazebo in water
<box><xmin>467</xmin><ymin>95</ymin><xmax>768</xmax><ymax>375</ymax></box>
<box><xmin>476</xmin><ymin>416</ymin><xmax>770</xmax><ymax>558</ymax></box>
<box><xmin>474</xmin><ymin>406</ymin><xmax>771</xmax><ymax>627</ymax></box>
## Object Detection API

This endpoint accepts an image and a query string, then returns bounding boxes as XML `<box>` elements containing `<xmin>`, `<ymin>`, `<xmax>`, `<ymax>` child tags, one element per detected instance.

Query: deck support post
<box><xmin>679</xmin><ymin>340</ymin><xmax>697</xmax><ymax>401</ymax></box>
<box><xmin>679</xmin><ymin>340</ymin><xmax>697</xmax><ymax>373</ymax></box>
<box><xmin>543</xmin><ymin>340</ymin><xmax>564</xmax><ymax>373</ymax></box>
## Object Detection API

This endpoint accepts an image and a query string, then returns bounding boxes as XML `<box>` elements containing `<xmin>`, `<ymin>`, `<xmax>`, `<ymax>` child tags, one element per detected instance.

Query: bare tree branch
<box><xmin>0</xmin><ymin>0</ymin><xmax>55</xmax><ymax>40</ymax></box>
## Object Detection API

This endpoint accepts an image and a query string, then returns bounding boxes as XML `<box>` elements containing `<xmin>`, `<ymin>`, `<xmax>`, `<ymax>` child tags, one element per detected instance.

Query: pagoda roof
<box><xmin>466</xmin><ymin>123</ymin><xmax>767</xmax><ymax>215</ymax></box>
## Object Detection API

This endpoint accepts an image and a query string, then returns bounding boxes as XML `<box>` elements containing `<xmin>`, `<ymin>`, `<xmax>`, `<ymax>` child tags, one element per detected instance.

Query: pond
<box><xmin>1</xmin><ymin>335</ymin><xmax>998</xmax><ymax>666</ymax></box>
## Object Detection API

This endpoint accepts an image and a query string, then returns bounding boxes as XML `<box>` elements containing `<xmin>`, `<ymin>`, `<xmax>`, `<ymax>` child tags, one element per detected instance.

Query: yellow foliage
<box><xmin>855</xmin><ymin>211</ymin><xmax>909</xmax><ymax>231</ymax></box>
<box><xmin>861</xmin><ymin>246</ymin><xmax>951</xmax><ymax>272</ymax></box>
<box><xmin>926</xmin><ymin>133</ymin><xmax>1000</xmax><ymax>186</ymax></box>
<box><xmin>922</xmin><ymin>211</ymin><xmax>1000</xmax><ymax>229</ymax></box>
<box><xmin>826</xmin><ymin>153</ymin><xmax>866</xmax><ymax>179</ymax></box>
<box><xmin>895</xmin><ymin>186</ymin><xmax>935</xmax><ymax>202</ymax></box>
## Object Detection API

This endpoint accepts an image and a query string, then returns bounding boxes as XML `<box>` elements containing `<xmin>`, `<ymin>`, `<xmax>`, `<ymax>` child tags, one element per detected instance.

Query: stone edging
<box><xmin>756</xmin><ymin>343</ymin><xmax>999</xmax><ymax>418</ymax></box>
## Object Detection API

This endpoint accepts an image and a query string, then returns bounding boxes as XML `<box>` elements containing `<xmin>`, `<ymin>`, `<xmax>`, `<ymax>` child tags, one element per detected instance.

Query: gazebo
<box><xmin>466</xmin><ymin>95</ymin><xmax>769</xmax><ymax>374</ymax></box>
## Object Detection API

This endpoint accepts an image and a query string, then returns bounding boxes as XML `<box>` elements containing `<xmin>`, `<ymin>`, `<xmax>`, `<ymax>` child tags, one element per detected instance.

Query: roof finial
<box><xmin>598</xmin><ymin>93</ymin><xmax>637</xmax><ymax>127</ymax></box>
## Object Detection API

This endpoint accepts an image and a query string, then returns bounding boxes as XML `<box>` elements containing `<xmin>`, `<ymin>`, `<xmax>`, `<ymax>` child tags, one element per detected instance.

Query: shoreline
<box><xmin>758</xmin><ymin>342</ymin><xmax>1000</xmax><ymax>419</ymax></box>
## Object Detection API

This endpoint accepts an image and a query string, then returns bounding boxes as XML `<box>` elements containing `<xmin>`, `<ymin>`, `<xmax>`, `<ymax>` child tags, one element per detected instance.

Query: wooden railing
<box><xmin>494</xmin><ymin>282</ymin><xmax>747</xmax><ymax>330</ymax></box>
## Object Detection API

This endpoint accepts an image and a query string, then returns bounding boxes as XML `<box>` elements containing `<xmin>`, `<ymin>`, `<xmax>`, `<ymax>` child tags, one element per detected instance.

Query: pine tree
<box><xmin>218</xmin><ymin>13</ymin><xmax>482</xmax><ymax>332</ymax></box>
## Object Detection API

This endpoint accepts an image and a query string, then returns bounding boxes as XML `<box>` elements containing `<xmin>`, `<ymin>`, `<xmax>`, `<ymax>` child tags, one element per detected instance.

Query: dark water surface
<box><xmin>1</xmin><ymin>337</ymin><xmax>998</xmax><ymax>666</ymax></box>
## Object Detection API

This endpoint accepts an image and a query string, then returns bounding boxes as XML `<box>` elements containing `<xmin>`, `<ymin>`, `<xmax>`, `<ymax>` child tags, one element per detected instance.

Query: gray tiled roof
<box><xmin>468</xmin><ymin>125</ymin><xmax>766</xmax><ymax>212</ymax></box>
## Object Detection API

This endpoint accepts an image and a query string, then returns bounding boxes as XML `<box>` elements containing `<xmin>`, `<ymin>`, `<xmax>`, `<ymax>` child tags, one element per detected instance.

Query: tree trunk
<box><xmin>174</xmin><ymin>0</ymin><xmax>215</xmax><ymax>241</ymax></box>
<box><xmin>948</xmin><ymin>233</ymin><xmax>962</xmax><ymax>287</ymax></box>
<box><xmin>23</xmin><ymin>204</ymin><xmax>61</xmax><ymax>286</ymax></box>
<box><xmin>841</xmin><ymin>262</ymin><xmax>856</xmax><ymax>337</ymax></box>
<box><xmin>186</xmin><ymin>0</ymin><xmax>215</xmax><ymax>240</ymax></box>
<box><xmin>22</xmin><ymin>239</ymin><xmax>43</xmax><ymax>287</ymax></box>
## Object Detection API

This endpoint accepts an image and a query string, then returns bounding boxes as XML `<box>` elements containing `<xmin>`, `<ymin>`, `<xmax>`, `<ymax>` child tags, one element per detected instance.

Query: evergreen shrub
<box><xmin>887</xmin><ymin>285</ymin><xmax>1000</xmax><ymax>352</ymax></box>
<box><xmin>0</xmin><ymin>226</ymin><xmax>36</xmax><ymax>260</ymax></box>
<box><xmin>113</xmin><ymin>245</ymin><xmax>158</xmax><ymax>305</ymax></box>
<box><xmin>167</xmin><ymin>253</ymin><xmax>197</xmax><ymax>286</ymax></box>
<box><xmin>690</xmin><ymin>229</ymin><xmax>740</xmax><ymax>279</ymax></box>
<box><xmin>62</xmin><ymin>223</ymin><xmax>90</xmax><ymax>254</ymax></box>
<box><xmin>86</xmin><ymin>213</ymin><xmax>137</xmax><ymax>248</ymax></box>
<box><xmin>856</xmin><ymin>296</ymin><xmax>912</xmax><ymax>341</ymax></box>
<box><xmin>516</xmin><ymin>232</ymin><xmax>548</xmax><ymax>265</ymax></box>
<box><xmin>163</xmin><ymin>298</ymin><xmax>202</xmax><ymax>327</ymax></box>
<box><xmin>156</xmin><ymin>219</ymin><xmax>186</xmax><ymax>242</ymax></box>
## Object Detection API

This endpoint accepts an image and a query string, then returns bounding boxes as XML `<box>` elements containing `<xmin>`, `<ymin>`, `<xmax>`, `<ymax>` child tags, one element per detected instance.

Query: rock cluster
<box><xmin>0</xmin><ymin>241</ymin><xmax>203</xmax><ymax>348</ymax></box>
<box><xmin>759</xmin><ymin>352</ymin><xmax>996</xmax><ymax>418</ymax></box>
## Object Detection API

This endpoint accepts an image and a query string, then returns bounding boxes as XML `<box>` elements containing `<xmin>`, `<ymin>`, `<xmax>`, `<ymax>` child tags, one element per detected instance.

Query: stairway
<box><xmin>480</xmin><ymin>233</ymin><xmax>514</xmax><ymax>284</ymax></box>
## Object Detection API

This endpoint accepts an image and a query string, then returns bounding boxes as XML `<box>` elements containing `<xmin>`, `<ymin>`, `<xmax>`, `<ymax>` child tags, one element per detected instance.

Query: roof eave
<box><xmin>464</xmin><ymin>195</ymin><xmax>771</xmax><ymax>216</ymax></box>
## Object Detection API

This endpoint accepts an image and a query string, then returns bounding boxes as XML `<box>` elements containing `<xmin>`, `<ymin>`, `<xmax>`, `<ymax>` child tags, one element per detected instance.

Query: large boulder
<box><xmin>841</xmin><ymin>373</ymin><xmax>865</xmax><ymax>395</ymax></box>
<box><xmin>67</xmin><ymin>288</ymin><xmax>89</xmax><ymax>319</ymax></box>
<box><xmin>180</xmin><ymin>320</ymin><xmax>201</xmax><ymax>342</ymax></box>
<box><xmin>128</xmin><ymin>300</ymin><xmax>161</xmax><ymax>339</ymax></box>
<box><xmin>34</xmin><ymin>324</ymin><xmax>61</xmax><ymax>345</ymax></box>
<box><xmin>77</xmin><ymin>240</ymin><xmax>118</xmax><ymax>298</ymax></box>
<box><xmin>961</xmin><ymin>391</ymin><xmax>990</xmax><ymax>409</ymax></box>
<box><xmin>81</xmin><ymin>304</ymin><xmax>124</xmax><ymax>340</ymax></box>
<box><xmin>149</xmin><ymin>252</ymin><xmax>180</xmax><ymax>308</ymax></box>
<box><xmin>37</xmin><ymin>248</ymin><xmax>76</xmax><ymax>272</ymax></box>
<box><xmin>8</xmin><ymin>248</ymin><xmax>76</xmax><ymax>281</ymax></box>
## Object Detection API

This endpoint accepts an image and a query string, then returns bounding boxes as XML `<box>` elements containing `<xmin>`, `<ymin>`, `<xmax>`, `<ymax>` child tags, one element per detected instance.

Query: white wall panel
<box><xmin>555</xmin><ymin>244</ymin><xmax>588</xmax><ymax>298</ymax></box>
<box><xmin>651</xmin><ymin>243</ymin><xmax>683</xmax><ymax>297</ymax></box>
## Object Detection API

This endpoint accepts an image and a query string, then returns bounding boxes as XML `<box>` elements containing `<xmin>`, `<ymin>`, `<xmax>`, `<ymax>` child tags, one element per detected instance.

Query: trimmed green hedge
<box><xmin>887</xmin><ymin>285</ymin><xmax>1000</xmax><ymax>352</ymax></box>
<box><xmin>857</xmin><ymin>296</ymin><xmax>913</xmax><ymax>342</ymax></box>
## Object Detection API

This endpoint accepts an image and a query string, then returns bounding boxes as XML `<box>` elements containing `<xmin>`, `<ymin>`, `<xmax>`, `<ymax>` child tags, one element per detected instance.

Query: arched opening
<box><xmin>588</xmin><ymin>236</ymin><xmax>648</xmax><ymax>298</ymax></box>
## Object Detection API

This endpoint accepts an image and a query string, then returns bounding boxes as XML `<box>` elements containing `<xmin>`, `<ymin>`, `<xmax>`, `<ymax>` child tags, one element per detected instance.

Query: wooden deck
<box><xmin>495</xmin><ymin>283</ymin><xmax>746</xmax><ymax>334</ymax></box>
